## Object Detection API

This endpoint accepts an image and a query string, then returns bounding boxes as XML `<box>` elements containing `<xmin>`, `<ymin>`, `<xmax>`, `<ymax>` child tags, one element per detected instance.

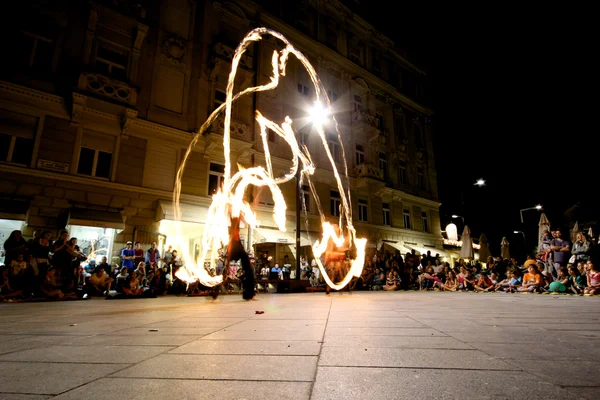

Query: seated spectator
<box><xmin>40</xmin><ymin>267</ymin><xmax>76</xmax><ymax>300</ymax></box>
<box><xmin>270</xmin><ymin>263</ymin><xmax>282</xmax><ymax>280</ymax></box>
<box><xmin>9</xmin><ymin>253</ymin><xmax>27</xmax><ymax>289</ymax></box>
<box><xmin>1</xmin><ymin>266</ymin><xmax>22</xmax><ymax>299</ymax></box>
<box><xmin>84</xmin><ymin>259</ymin><xmax>97</xmax><ymax>276</ymax></box>
<box><xmin>517</xmin><ymin>263</ymin><xmax>543</xmax><ymax>292</ymax></box>
<box><xmin>371</xmin><ymin>267</ymin><xmax>385</xmax><ymax>290</ymax></box>
<box><xmin>96</xmin><ymin>256</ymin><xmax>111</xmax><ymax>276</ymax></box>
<box><xmin>496</xmin><ymin>269</ymin><xmax>522</xmax><ymax>292</ymax></box>
<box><xmin>434</xmin><ymin>270</ymin><xmax>458</xmax><ymax>291</ymax></box>
<box><xmin>419</xmin><ymin>266</ymin><xmax>442</xmax><ymax>290</ymax></box>
<box><xmin>584</xmin><ymin>260</ymin><xmax>600</xmax><ymax>295</ymax></box>
<box><xmin>461</xmin><ymin>269</ymin><xmax>476</xmax><ymax>291</ymax></box>
<box><xmin>115</xmin><ymin>268</ymin><xmax>129</xmax><ymax>293</ymax></box>
<box><xmin>538</xmin><ymin>262</ymin><xmax>554</xmax><ymax>290</ymax></box>
<box><xmin>383</xmin><ymin>270</ymin><xmax>399</xmax><ymax>291</ymax></box>
<box><xmin>568</xmin><ymin>265</ymin><xmax>586</xmax><ymax>294</ymax></box>
<box><xmin>474</xmin><ymin>270</ymin><xmax>494</xmax><ymax>292</ymax></box>
<box><xmin>88</xmin><ymin>268</ymin><xmax>113</xmax><ymax>296</ymax></box>
<box><xmin>123</xmin><ymin>272</ymin><xmax>144</xmax><ymax>296</ymax></box>
<box><xmin>148</xmin><ymin>268</ymin><xmax>167</xmax><ymax>296</ymax></box>
<box><xmin>549</xmin><ymin>266</ymin><xmax>570</xmax><ymax>293</ymax></box>
<box><xmin>134</xmin><ymin>262</ymin><xmax>146</xmax><ymax>287</ymax></box>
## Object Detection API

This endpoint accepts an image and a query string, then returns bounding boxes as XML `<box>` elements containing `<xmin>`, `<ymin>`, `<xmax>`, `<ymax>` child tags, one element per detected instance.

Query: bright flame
<box><xmin>172</xmin><ymin>28</ymin><xmax>367</xmax><ymax>290</ymax></box>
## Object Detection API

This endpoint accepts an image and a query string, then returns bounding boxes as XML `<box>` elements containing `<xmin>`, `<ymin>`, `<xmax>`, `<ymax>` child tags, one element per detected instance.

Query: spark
<box><xmin>172</xmin><ymin>28</ymin><xmax>366</xmax><ymax>290</ymax></box>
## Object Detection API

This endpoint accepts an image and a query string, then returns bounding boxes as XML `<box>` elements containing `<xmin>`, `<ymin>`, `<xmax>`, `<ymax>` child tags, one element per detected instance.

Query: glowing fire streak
<box><xmin>173</xmin><ymin>27</ymin><xmax>366</xmax><ymax>290</ymax></box>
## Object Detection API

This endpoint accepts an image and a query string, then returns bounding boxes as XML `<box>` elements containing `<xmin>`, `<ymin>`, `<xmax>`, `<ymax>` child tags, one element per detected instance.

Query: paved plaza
<box><xmin>0</xmin><ymin>292</ymin><xmax>599</xmax><ymax>399</ymax></box>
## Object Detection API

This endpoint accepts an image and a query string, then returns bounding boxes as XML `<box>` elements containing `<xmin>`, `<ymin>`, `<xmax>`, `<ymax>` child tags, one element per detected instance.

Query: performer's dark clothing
<box><xmin>228</xmin><ymin>217</ymin><xmax>255</xmax><ymax>300</ymax></box>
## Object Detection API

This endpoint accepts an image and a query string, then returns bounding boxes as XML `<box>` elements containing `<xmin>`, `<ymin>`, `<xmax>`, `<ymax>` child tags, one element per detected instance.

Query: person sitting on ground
<box><xmin>40</xmin><ymin>267</ymin><xmax>76</xmax><ymax>300</ymax></box>
<box><xmin>583</xmin><ymin>260</ymin><xmax>600</xmax><ymax>295</ymax></box>
<box><xmin>97</xmin><ymin>256</ymin><xmax>111</xmax><ymax>276</ymax></box>
<box><xmin>371</xmin><ymin>267</ymin><xmax>385</xmax><ymax>290</ymax></box>
<box><xmin>419</xmin><ymin>266</ymin><xmax>442</xmax><ymax>290</ymax></box>
<box><xmin>568</xmin><ymin>265</ymin><xmax>586</xmax><ymax>294</ymax></box>
<box><xmin>474</xmin><ymin>270</ymin><xmax>495</xmax><ymax>292</ymax></box>
<box><xmin>496</xmin><ymin>268</ymin><xmax>521</xmax><ymax>292</ymax></box>
<box><xmin>115</xmin><ymin>268</ymin><xmax>129</xmax><ymax>293</ymax></box>
<box><xmin>123</xmin><ymin>271</ymin><xmax>144</xmax><ymax>296</ymax></box>
<box><xmin>1</xmin><ymin>266</ymin><xmax>23</xmax><ymax>300</ymax></box>
<box><xmin>134</xmin><ymin>262</ymin><xmax>146</xmax><ymax>287</ymax></box>
<box><xmin>9</xmin><ymin>253</ymin><xmax>27</xmax><ymax>290</ymax></box>
<box><xmin>462</xmin><ymin>269</ymin><xmax>476</xmax><ymax>291</ymax></box>
<box><xmin>538</xmin><ymin>261</ymin><xmax>554</xmax><ymax>291</ymax></box>
<box><xmin>383</xmin><ymin>270</ymin><xmax>400</xmax><ymax>291</ymax></box>
<box><xmin>549</xmin><ymin>266</ymin><xmax>570</xmax><ymax>293</ymax></box>
<box><xmin>88</xmin><ymin>268</ymin><xmax>113</xmax><ymax>296</ymax></box>
<box><xmin>517</xmin><ymin>263</ymin><xmax>543</xmax><ymax>292</ymax></box>
<box><xmin>433</xmin><ymin>270</ymin><xmax>458</xmax><ymax>291</ymax></box>
<box><xmin>148</xmin><ymin>268</ymin><xmax>167</xmax><ymax>296</ymax></box>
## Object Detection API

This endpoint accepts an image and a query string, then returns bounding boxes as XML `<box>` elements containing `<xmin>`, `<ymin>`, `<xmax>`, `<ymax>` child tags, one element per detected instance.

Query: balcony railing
<box><xmin>354</xmin><ymin>163</ymin><xmax>383</xmax><ymax>181</ymax></box>
<box><xmin>210</xmin><ymin>114</ymin><xmax>251</xmax><ymax>142</ymax></box>
<box><xmin>214</xmin><ymin>42</ymin><xmax>253</xmax><ymax>70</ymax></box>
<box><xmin>78</xmin><ymin>72</ymin><xmax>138</xmax><ymax>106</ymax></box>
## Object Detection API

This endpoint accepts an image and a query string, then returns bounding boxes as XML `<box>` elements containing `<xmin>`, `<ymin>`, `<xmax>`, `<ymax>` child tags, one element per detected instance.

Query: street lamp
<box><xmin>295</xmin><ymin>102</ymin><xmax>329</xmax><ymax>280</ymax></box>
<box><xmin>451</xmin><ymin>214</ymin><xmax>465</xmax><ymax>226</ymax></box>
<box><xmin>513</xmin><ymin>230</ymin><xmax>526</xmax><ymax>242</ymax></box>
<box><xmin>474</xmin><ymin>179</ymin><xmax>485</xmax><ymax>186</ymax></box>
<box><xmin>519</xmin><ymin>204</ymin><xmax>542</xmax><ymax>223</ymax></box>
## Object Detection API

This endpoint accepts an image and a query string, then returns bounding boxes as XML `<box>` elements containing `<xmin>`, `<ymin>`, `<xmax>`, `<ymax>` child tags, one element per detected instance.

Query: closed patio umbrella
<box><xmin>459</xmin><ymin>225</ymin><xmax>474</xmax><ymax>259</ymax></box>
<box><xmin>478</xmin><ymin>233</ymin><xmax>492</xmax><ymax>262</ymax></box>
<box><xmin>501</xmin><ymin>237</ymin><xmax>510</xmax><ymax>260</ymax></box>
<box><xmin>572</xmin><ymin>221</ymin><xmax>580</xmax><ymax>242</ymax></box>
<box><xmin>538</xmin><ymin>213</ymin><xmax>550</xmax><ymax>250</ymax></box>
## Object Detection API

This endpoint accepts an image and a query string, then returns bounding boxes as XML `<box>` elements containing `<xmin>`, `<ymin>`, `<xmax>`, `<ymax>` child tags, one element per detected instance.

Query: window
<box><xmin>382</xmin><ymin>203</ymin><xmax>391</xmax><ymax>226</ymax></box>
<box><xmin>296</xmin><ymin>7</ymin><xmax>311</xmax><ymax>35</ymax></box>
<box><xmin>422</xmin><ymin>211</ymin><xmax>429</xmax><ymax>232</ymax></box>
<box><xmin>372</xmin><ymin>50</ymin><xmax>382</xmax><ymax>75</ymax></box>
<box><xmin>330</xmin><ymin>190</ymin><xmax>341</xmax><ymax>217</ymax></box>
<box><xmin>325</xmin><ymin>19</ymin><xmax>338</xmax><ymax>50</ymax></box>
<box><xmin>301</xmin><ymin>185</ymin><xmax>311</xmax><ymax>212</ymax></box>
<box><xmin>398</xmin><ymin>160</ymin><xmax>407</xmax><ymax>184</ymax></box>
<box><xmin>15</xmin><ymin>23</ymin><xmax>57</xmax><ymax>72</ymax></box>
<box><xmin>376</xmin><ymin>113</ymin><xmax>384</xmax><ymax>130</ymax></box>
<box><xmin>327</xmin><ymin>134</ymin><xmax>342</xmax><ymax>163</ymax></box>
<box><xmin>355</xmin><ymin>144</ymin><xmax>365</xmax><ymax>166</ymax></box>
<box><xmin>95</xmin><ymin>43</ymin><xmax>129</xmax><ymax>81</ymax></box>
<box><xmin>297</xmin><ymin>83</ymin><xmax>309</xmax><ymax>96</ymax></box>
<box><xmin>214</xmin><ymin>89</ymin><xmax>226</xmax><ymax>111</ymax></box>
<box><xmin>349</xmin><ymin>36</ymin><xmax>362</xmax><ymax>64</ymax></box>
<box><xmin>0</xmin><ymin>110</ymin><xmax>37</xmax><ymax>166</ymax></box>
<box><xmin>358</xmin><ymin>199</ymin><xmax>368</xmax><ymax>222</ymax></box>
<box><xmin>413</xmin><ymin>121</ymin><xmax>424</xmax><ymax>147</ymax></box>
<box><xmin>403</xmin><ymin>208</ymin><xmax>411</xmax><ymax>230</ymax></box>
<box><xmin>208</xmin><ymin>162</ymin><xmax>225</xmax><ymax>195</ymax></box>
<box><xmin>327</xmin><ymin>89</ymin><xmax>338</xmax><ymax>102</ymax></box>
<box><xmin>379</xmin><ymin>152</ymin><xmax>387</xmax><ymax>180</ymax></box>
<box><xmin>353</xmin><ymin>95</ymin><xmax>363</xmax><ymax>112</ymax></box>
<box><xmin>78</xmin><ymin>131</ymin><xmax>115</xmax><ymax>179</ymax></box>
<box><xmin>417</xmin><ymin>167</ymin><xmax>425</xmax><ymax>189</ymax></box>
<box><xmin>77</xmin><ymin>148</ymin><xmax>112</xmax><ymax>178</ymax></box>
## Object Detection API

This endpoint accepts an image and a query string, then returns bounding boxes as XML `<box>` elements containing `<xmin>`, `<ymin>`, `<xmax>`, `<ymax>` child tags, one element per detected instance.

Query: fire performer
<box><xmin>211</xmin><ymin>213</ymin><xmax>256</xmax><ymax>300</ymax></box>
<box><xmin>325</xmin><ymin>224</ymin><xmax>351</xmax><ymax>296</ymax></box>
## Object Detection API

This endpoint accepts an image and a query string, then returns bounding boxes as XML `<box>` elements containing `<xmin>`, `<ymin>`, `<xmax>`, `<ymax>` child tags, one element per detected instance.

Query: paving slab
<box><xmin>0</xmin><ymin>395</ymin><xmax>51</xmax><ymax>400</ymax></box>
<box><xmin>325</xmin><ymin>327</ymin><xmax>445</xmax><ymax>337</ymax></box>
<box><xmin>201</xmin><ymin>329</ymin><xmax>324</xmax><ymax>341</ymax></box>
<box><xmin>50</xmin><ymin>378</ymin><xmax>312</xmax><ymax>400</ymax></box>
<box><xmin>0</xmin><ymin>336</ymin><xmax>81</xmax><ymax>356</ymax></box>
<box><xmin>311</xmin><ymin>367</ymin><xmax>573</xmax><ymax>399</ymax></box>
<box><xmin>562</xmin><ymin>387</ymin><xmax>600</xmax><ymax>400</ymax></box>
<box><xmin>107</xmin><ymin>327</ymin><xmax>219</xmax><ymax>336</ymax></box>
<box><xmin>505</xmin><ymin>359</ymin><xmax>600</xmax><ymax>386</ymax></box>
<box><xmin>170</xmin><ymin>339</ymin><xmax>322</xmax><ymax>355</ymax></box>
<box><xmin>323</xmin><ymin>335</ymin><xmax>472</xmax><ymax>349</ymax></box>
<box><xmin>70</xmin><ymin>334</ymin><xmax>202</xmax><ymax>346</ymax></box>
<box><xmin>0</xmin><ymin>345</ymin><xmax>173</xmax><ymax>364</ymax></box>
<box><xmin>114</xmin><ymin>354</ymin><xmax>317</xmax><ymax>381</ymax></box>
<box><xmin>326</xmin><ymin>318</ymin><xmax>425</xmax><ymax>328</ymax></box>
<box><xmin>0</xmin><ymin>362</ymin><xmax>129</xmax><ymax>395</ymax></box>
<box><xmin>318</xmin><ymin>347</ymin><xmax>517</xmax><ymax>370</ymax></box>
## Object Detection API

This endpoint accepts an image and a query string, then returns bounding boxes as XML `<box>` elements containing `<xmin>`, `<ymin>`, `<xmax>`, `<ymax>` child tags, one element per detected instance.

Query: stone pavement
<box><xmin>0</xmin><ymin>291</ymin><xmax>599</xmax><ymax>399</ymax></box>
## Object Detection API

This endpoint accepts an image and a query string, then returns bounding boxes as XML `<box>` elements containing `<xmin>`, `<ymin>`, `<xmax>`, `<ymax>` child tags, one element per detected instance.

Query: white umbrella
<box><xmin>572</xmin><ymin>221</ymin><xmax>580</xmax><ymax>242</ymax></box>
<box><xmin>478</xmin><ymin>233</ymin><xmax>492</xmax><ymax>262</ymax></box>
<box><xmin>501</xmin><ymin>237</ymin><xmax>510</xmax><ymax>260</ymax></box>
<box><xmin>459</xmin><ymin>225</ymin><xmax>474</xmax><ymax>259</ymax></box>
<box><xmin>588</xmin><ymin>227</ymin><xmax>594</xmax><ymax>240</ymax></box>
<box><xmin>538</xmin><ymin>213</ymin><xmax>550</xmax><ymax>250</ymax></box>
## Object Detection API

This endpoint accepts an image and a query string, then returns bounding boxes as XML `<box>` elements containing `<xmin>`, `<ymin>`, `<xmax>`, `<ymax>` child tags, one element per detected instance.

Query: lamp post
<box><xmin>519</xmin><ymin>204</ymin><xmax>542</xmax><ymax>224</ymax></box>
<box><xmin>513</xmin><ymin>230</ymin><xmax>526</xmax><ymax>242</ymax></box>
<box><xmin>451</xmin><ymin>214</ymin><xmax>465</xmax><ymax>226</ymax></box>
<box><xmin>296</xmin><ymin>102</ymin><xmax>328</xmax><ymax>281</ymax></box>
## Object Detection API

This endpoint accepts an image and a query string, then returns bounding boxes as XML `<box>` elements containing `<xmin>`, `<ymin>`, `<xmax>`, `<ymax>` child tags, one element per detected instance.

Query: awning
<box><xmin>0</xmin><ymin>199</ymin><xmax>30</xmax><ymax>220</ymax></box>
<box><xmin>68</xmin><ymin>208</ymin><xmax>124</xmax><ymax>229</ymax></box>
<box><xmin>382</xmin><ymin>241</ymin><xmax>412</xmax><ymax>255</ymax></box>
<box><xmin>253</xmin><ymin>227</ymin><xmax>312</xmax><ymax>246</ymax></box>
<box><xmin>157</xmin><ymin>200</ymin><xmax>208</xmax><ymax>224</ymax></box>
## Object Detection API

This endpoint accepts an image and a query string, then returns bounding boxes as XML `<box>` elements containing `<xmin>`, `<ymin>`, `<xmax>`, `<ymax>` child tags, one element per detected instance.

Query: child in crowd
<box><xmin>518</xmin><ymin>263</ymin><xmax>543</xmax><ymax>292</ymax></box>
<box><xmin>434</xmin><ymin>270</ymin><xmax>458</xmax><ymax>291</ymax></box>
<box><xmin>474</xmin><ymin>270</ymin><xmax>494</xmax><ymax>292</ymax></box>
<box><xmin>568</xmin><ymin>265</ymin><xmax>586</xmax><ymax>294</ymax></box>
<box><xmin>549</xmin><ymin>266</ymin><xmax>569</xmax><ymax>293</ymax></box>
<box><xmin>583</xmin><ymin>260</ymin><xmax>600</xmax><ymax>295</ymax></box>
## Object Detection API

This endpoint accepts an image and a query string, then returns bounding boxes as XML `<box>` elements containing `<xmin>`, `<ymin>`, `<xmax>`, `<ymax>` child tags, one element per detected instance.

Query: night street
<box><xmin>1</xmin><ymin>292</ymin><xmax>598</xmax><ymax>399</ymax></box>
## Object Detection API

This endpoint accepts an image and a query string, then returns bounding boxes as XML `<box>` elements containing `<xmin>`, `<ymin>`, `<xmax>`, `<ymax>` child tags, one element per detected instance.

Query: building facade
<box><xmin>0</xmin><ymin>0</ymin><xmax>445</xmax><ymax>268</ymax></box>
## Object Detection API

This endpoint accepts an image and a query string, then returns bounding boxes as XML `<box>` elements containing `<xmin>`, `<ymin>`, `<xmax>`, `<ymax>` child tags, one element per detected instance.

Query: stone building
<box><xmin>0</xmin><ymin>0</ymin><xmax>446</xmax><ymax>268</ymax></box>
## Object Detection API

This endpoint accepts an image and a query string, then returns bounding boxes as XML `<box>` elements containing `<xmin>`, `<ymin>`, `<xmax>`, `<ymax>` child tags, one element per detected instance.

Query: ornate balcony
<box><xmin>214</xmin><ymin>42</ymin><xmax>253</xmax><ymax>70</ymax></box>
<box><xmin>78</xmin><ymin>72</ymin><xmax>138</xmax><ymax>106</ymax></box>
<box><xmin>352</xmin><ymin>110</ymin><xmax>382</xmax><ymax>141</ymax></box>
<box><xmin>210</xmin><ymin>114</ymin><xmax>252</xmax><ymax>143</ymax></box>
<box><xmin>354</xmin><ymin>162</ymin><xmax>386</xmax><ymax>192</ymax></box>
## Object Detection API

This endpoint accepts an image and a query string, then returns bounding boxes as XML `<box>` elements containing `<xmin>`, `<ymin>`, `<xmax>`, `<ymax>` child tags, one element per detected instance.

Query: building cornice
<box><xmin>377</xmin><ymin>186</ymin><xmax>440</xmax><ymax>208</ymax></box>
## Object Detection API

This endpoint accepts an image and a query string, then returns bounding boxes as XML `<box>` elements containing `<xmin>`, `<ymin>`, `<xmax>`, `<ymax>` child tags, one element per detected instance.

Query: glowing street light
<box><xmin>451</xmin><ymin>214</ymin><xmax>465</xmax><ymax>226</ymax></box>
<box><xmin>474</xmin><ymin>179</ymin><xmax>485</xmax><ymax>186</ymax></box>
<box><xmin>520</xmin><ymin>204</ymin><xmax>543</xmax><ymax>223</ymax></box>
<box><xmin>309</xmin><ymin>102</ymin><xmax>328</xmax><ymax>127</ymax></box>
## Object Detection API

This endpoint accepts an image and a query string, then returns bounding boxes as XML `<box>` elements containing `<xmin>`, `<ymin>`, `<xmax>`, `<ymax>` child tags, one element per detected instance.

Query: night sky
<box><xmin>351</xmin><ymin>1</ymin><xmax>594</xmax><ymax>258</ymax></box>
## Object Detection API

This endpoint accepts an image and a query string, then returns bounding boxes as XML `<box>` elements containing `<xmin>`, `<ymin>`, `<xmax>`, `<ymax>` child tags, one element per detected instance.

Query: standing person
<box><xmin>121</xmin><ymin>241</ymin><xmax>135</xmax><ymax>272</ymax></box>
<box><xmin>3</xmin><ymin>230</ymin><xmax>27</xmax><ymax>266</ymax></box>
<box><xmin>133</xmin><ymin>242</ymin><xmax>145</xmax><ymax>268</ymax></box>
<box><xmin>550</xmin><ymin>229</ymin><xmax>571</xmax><ymax>275</ymax></box>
